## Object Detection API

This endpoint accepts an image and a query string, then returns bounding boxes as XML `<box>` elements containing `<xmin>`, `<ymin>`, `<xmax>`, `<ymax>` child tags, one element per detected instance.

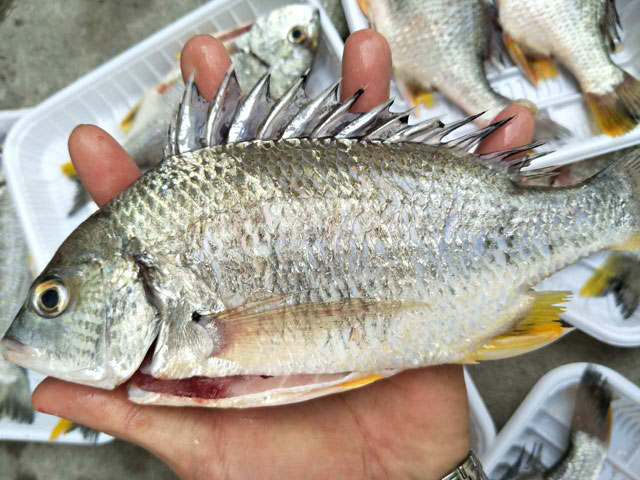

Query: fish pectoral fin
<box><xmin>50</xmin><ymin>418</ymin><xmax>74</xmax><ymax>441</ymax></box>
<box><xmin>413</xmin><ymin>91</ymin><xmax>436</xmax><ymax>109</ymax></box>
<box><xmin>209</xmin><ymin>296</ymin><xmax>429</xmax><ymax>355</ymax></box>
<box><xmin>460</xmin><ymin>291</ymin><xmax>571</xmax><ymax>363</ymax></box>
<box><xmin>581</xmin><ymin>252</ymin><xmax>640</xmax><ymax>319</ymax></box>
<box><xmin>60</xmin><ymin>161</ymin><xmax>77</xmax><ymax>179</ymax></box>
<box><xmin>503</xmin><ymin>34</ymin><xmax>539</xmax><ymax>85</ymax></box>
<box><xmin>585</xmin><ymin>72</ymin><xmax>640</xmax><ymax>137</ymax></box>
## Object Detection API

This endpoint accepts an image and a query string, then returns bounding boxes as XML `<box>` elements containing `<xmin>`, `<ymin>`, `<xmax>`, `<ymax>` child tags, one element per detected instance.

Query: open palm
<box><xmin>32</xmin><ymin>31</ymin><xmax>535</xmax><ymax>480</ymax></box>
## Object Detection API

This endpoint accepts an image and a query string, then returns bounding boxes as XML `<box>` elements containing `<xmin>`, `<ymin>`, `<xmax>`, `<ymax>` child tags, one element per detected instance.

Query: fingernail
<box><xmin>510</xmin><ymin>99</ymin><xmax>538</xmax><ymax>116</ymax></box>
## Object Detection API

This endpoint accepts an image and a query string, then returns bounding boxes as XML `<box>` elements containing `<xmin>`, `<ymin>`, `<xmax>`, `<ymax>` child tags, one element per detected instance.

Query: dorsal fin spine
<box><xmin>165</xmin><ymin>69</ymin><xmax>552</xmax><ymax>179</ymax></box>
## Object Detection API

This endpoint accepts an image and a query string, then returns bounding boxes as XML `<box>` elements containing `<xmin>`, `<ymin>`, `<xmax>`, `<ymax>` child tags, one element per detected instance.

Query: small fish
<box><xmin>498</xmin><ymin>0</ymin><xmax>640</xmax><ymax>137</ymax></box>
<box><xmin>64</xmin><ymin>3</ymin><xmax>321</xmax><ymax>216</ymax></box>
<box><xmin>4</xmin><ymin>69</ymin><xmax>640</xmax><ymax>409</ymax></box>
<box><xmin>501</xmin><ymin>367</ymin><xmax>612</xmax><ymax>480</ymax></box>
<box><xmin>0</xmin><ymin>146</ymin><xmax>33</xmax><ymax>424</ymax></box>
<box><xmin>359</xmin><ymin>0</ymin><xmax>569</xmax><ymax>139</ymax></box>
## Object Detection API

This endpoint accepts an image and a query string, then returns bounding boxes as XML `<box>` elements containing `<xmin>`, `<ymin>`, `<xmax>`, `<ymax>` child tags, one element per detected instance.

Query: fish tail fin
<box><xmin>50</xmin><ymin>419</ymin><xmax>100</xmax><ymax>442</ymax></box>
<box><xmin>0</xmin><ymin>366</ymin><xmax>34</xmax><ymax>424</ymax></box>
<box><xmin>580</xmin><ymin>253</ymin><xmax>640</xmax><ymax>319</ymax></box>
<box><xmin>586</xmin><ymin>72</ymin><xmax>640</xmax><ymax>137</ymax></box>
<box><xmin>50</xmin><ymin>418</ymin><xmax>74</xmax><ymax>440</ymax></box>
<box><xmin>572</xmin><ymin>367</ymin><xmax>612</xmax><ymax>445</ymax></box>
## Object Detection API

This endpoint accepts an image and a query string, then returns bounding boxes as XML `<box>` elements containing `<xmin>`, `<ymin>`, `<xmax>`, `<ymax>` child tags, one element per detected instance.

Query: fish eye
<box><xmin>32</xmin><ymin>279</ymin><xmax>70</xmax><ymax>318</ymax></box>
<box><xmin>288</xmin><ymin>26</ymin><xmax>307</xmax><ymax>44</ymax></box>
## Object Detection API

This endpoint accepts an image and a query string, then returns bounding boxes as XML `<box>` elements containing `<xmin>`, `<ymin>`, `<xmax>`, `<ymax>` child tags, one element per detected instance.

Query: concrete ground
<box><xmin>1</xmin><ymin>1</ymin><xmax>639</xmax><ymax>479</ymax></box>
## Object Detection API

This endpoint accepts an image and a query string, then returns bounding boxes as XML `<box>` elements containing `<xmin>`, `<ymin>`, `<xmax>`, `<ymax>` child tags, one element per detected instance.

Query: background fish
<box><xmin>500</xmin><ymin>367</ymin><xmax>612</xmax><ymax>480</ymax></box>
<box><xmin>4</xmin><ymin>71</ymin><xmax>640</xmax><ymax>409</ymax></box>
<box><xmin>0</xmin><ymin>145</ymin><xmax>33</xmax><ymax>424</ymax></box>
<box><xmin>499</xmin><ymin>0</ymin><xmax>640</xmax><ymax>137</ymax></box>
<box><xmin>64</xmin><ymin>3</ymin><xmax>321</xmax><ymax>216</ymax></box>
<box><xmin>360</xmin><ymin>0</ymin><xmax>569</xmax><ymax>139</ymax></box>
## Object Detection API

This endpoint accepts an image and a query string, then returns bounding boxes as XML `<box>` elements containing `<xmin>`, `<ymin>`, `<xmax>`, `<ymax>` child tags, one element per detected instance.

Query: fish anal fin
<box><xmin>503</xmin><ymin>34</ymin><xmax>539</xmax><ymax>85</ymax></box>
<box><xmin>50</xmin><ymin>418</ymin><xmax>74</xmax><ymax>441</ymax></box>
<box><xmin>336</xmin><ymin>373</ymin><xmax>386</xmax><ymax>389</ymax></box>
<box><xmin>461</xmin><ymin>291</ymin><xmax>571</xmax><ymax>363</ymax></box>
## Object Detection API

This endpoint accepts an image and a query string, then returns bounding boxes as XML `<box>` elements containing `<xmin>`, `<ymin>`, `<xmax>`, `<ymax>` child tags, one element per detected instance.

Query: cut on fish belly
<box><xmin>3</xmin><ymin>67</ymin><xmax>640</xmax><ymax>408</ymax></box>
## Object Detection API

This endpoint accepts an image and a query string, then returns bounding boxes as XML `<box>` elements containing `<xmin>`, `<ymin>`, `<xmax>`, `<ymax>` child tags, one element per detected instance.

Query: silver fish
<box><xmin>361</xmin><ymin>0</ymin><xmax>569</xmax><ymax>138</ymax></box>
<box><xmin>0</xmin><ymin>146</ymin><xmax>33</xmax><ymax>424</ymax></box>
<box><xmin>65</xmin><ymin>3</ymin><xmax>321</xmax><ymax>216</ymax></box>
<box><xmin>498</xmin><ymin>0</ymin><xmax>640</xmax><ymax>137</ymax></box>
<box><xmin>500</xmin><ymin>367</ymin><xmax>612</xmax><ymax>480</ymax></box>
<box><xmin>3</xmin><ymin>70</ymin><xmax>640</xmax><ymax>409</ymax></box>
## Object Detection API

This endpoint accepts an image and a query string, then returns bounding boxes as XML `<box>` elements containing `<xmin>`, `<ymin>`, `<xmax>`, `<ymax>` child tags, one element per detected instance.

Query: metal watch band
<box><xmin>441</xmin><ymin>451</ymin><xmax>489</xmax><ymax>480</ymax></box>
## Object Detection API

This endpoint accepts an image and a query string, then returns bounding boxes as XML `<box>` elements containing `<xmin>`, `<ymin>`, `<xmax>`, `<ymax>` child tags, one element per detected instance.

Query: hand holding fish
<box><xmin>28</xmin><ymin>31</ymin><xmax>537</xmax><ymax>480</ymax></box>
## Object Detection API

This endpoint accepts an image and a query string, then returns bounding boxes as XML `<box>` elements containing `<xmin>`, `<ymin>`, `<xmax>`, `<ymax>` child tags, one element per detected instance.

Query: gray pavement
<box><xmin>1</xmin><ymin>1</ymin><xmax>639</xmax><ymax>479</ymax></box>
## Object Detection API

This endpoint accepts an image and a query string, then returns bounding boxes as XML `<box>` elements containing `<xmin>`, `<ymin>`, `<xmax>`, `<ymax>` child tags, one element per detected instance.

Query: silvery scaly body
<box><xmin>501</xmin><ymin>368</ymin><xmax>611</xmax><ymax>480</ymax></box>
<box><xmin>0</xmin><ymin>149</ymin><xmax>33</xmax><ymax>423</ymax></box>
<box><xmin>498</xmin><ymin>0</ymin><xmax>640</xmax><ymax>137</ymax></box>
<box><xmin>3</xmin><ymin>70</ymin><xmax>640</xmax><ymax>408</ymax></box>
<box><xmin>362</xmin><ymin>0</ymin><xmax>568</xmax><ymax>137</ymax></box>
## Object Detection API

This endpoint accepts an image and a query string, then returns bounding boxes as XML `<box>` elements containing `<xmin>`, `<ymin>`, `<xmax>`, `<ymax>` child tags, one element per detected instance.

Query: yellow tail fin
<box><xmin>586</xmin><ymin>72</ymin><xmax>640</xmax><ymax>137</ymax></box>
<box><xmin>60</xmin><ymin>161</ymin><xmax>77</xmax><ymax>179</ymax></box>
<box><xmin>50</xmin><ymin>418</ymin><xmax>74</xmax><ymax>441</ymax></box>
<box><xmin>462</xmin><ymin>291</ymin><xmax>571</xmax><ymax>363</ymax></box>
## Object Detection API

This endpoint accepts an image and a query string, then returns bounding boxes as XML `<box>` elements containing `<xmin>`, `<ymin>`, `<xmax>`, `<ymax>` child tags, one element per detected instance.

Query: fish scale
<box><xmin>3</xmin><ymin>70</ymin><xmax>640</xmax><ymax>407</ymax></box>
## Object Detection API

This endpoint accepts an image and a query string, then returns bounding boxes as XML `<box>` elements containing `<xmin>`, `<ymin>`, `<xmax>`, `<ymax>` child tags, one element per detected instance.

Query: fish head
<box><xmin>2</xmin><ymin>227</ymin><xmax>159</xmax><ymax>389</ymax></box>
<box><xmin>249</xmin><ymin>4</ymin><xmax>320</xmax><ymax>96</ymax></box>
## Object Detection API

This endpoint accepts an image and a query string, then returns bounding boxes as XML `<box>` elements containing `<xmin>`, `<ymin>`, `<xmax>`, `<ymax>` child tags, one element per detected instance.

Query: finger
<box><xmin>342</xmin><ymin>29</ymin><xmax>392</xmax><ymax>113</ymax></box>
<box><xmin>68</xmin><ymin>125</ymin><xmax>141</xmax><ymax>207</ymax></box>
<box><xmin>475</xmin><ymin>100</ymin><xmax>537</xmax><ymax>153</ymax></box>
<box><xmin>32</xmin><ymin>378</ymin><xmax>202</xmax><ymax>475</ymax></box>
<box><xmin>181</xmin><ymin>34</ymin><xmax>232</xmax><ymax>100</ymax></box>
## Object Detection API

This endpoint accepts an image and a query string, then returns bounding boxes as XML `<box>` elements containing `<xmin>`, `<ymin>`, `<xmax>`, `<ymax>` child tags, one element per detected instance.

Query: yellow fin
<box><xmin>461</xmin><ymin>291</ymin><xmax>571</xmax><ymax>363</ymax></box>
<box><xmin>337</xmin><ymin>374</ymin><xmax>385</xmax><ymax>389</ymax></box>
<box><xmin>611</xmin><ymin>235</ymin><xmax>640</xmax><ymax>251</ymax></box>
<box><xmin>414</xmin><ymin>91</ymin><xmax>436</xmax><ymax>108</ymax></box>
<box><xmin>532</xmin><ymin>59</ymin><xmax>558</xmax><ymax>80</ymax></box>
<box><xmin>358</xmin><ymin>0</ymin><xmax>369</xmax><ymax>17</ymax></box>
<box><xmin>50</xmin><ymin>418</ymin><xmax>74</xmax><ymax>441</ymax></box>
<box><xmin>60</xmin><ymin>161</ymin><xmax>77</xmax><ymax>178</ymax></box>
<box><xmin>503</xmin><ymin>34</ymin><xmax>538</xmax><ymax>85</ymax></box>
<box><xmin>120</xmin><ymin>101</ymin><xmax>142</xmax><ymax>132</ymax></box>
<box><xmin>580</xmin><ymin>255</ymin><xmax>620</xmax><ymax>297</ymax></box>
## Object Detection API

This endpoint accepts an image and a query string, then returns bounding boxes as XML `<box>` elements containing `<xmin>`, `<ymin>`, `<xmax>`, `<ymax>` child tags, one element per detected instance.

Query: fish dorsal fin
<box><xmin>165</xmin><ymin>69</ymin><xmax>551</xmax><ymax>178</ymax></box>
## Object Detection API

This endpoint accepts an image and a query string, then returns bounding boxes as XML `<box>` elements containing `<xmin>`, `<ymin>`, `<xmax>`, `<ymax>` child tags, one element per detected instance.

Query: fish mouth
<box><xmin>1</xmin><ymin>337</ymin><xmax>45</xmax><ymax>364</ymax></box>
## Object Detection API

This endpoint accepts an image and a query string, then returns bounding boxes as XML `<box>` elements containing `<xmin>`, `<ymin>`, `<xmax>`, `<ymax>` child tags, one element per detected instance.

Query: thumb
<box><xmin>32</xmin><ymin>378</ymin><xmax>209</xmax><ymax>475</ymax></box>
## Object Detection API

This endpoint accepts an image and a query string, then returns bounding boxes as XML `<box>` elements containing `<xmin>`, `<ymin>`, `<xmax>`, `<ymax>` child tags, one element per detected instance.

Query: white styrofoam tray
<box><xmin>342</xmin><ymin>0</ymin><xmax>640</xmax><ymax>167</ymax></box>
<box><xmin>483</xmin><ymin>363</ymin><xmax>640</xmax><ymax>479</ymax></box>
<box><xmin>1</xmin><ymin>109</ymin><xmax>112</xmax><ymax>444</ymax></box>
<box><xmin>343</xmin><ymin>0</ymin><xmax>640</xmax><ymax>347</ymax></box>
<box><xmin>1</xmin><ymin>3</ymin><xmax>496</xmax><ymax>451</ymax></box>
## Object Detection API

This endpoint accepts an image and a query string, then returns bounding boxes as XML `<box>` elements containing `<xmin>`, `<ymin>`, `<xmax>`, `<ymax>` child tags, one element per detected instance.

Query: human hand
<box><xmin>32</xmin><ymin>30</ymin><xmax>535</xmax><ymax>480</ymax></box>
